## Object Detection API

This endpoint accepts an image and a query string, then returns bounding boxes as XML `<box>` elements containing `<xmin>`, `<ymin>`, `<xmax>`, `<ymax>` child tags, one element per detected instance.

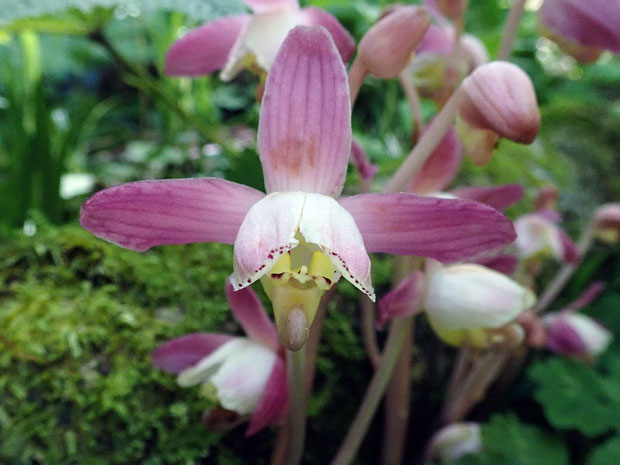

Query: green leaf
<box><xmin>454</xmin><ymin>414</ymin><xmax>568</xmax><ymax>465</ymax></box>
<box><xmin>586</xmin><ymin>436</ymin><xmax>620</xmax><ymax>465</ymax></box>
<box><xmin>0</xmin><ymin>0</ymin><xmax>245</xmax><ymax>24</ymax></box>
<box><xmin>529</xmin><ymin>358</ymin><xmax>620</xmax><ymax>437</ymax></box>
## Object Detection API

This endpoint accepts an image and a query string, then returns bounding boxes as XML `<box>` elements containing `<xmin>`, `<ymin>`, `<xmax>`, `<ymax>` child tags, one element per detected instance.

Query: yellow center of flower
<box><xmin>260</xmin><ymin>235</ymin><xmax>341</xmax><ymax>350</ymax></box>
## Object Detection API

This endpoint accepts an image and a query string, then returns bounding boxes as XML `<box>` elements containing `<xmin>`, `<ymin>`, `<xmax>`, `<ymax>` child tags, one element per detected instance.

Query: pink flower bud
<box><xmin>594</xmin><ymin>203</ymin><xmax>620</xmax><ymax>244</ymax></box>
<box><xmin>539</xmin><ymin>0</ymin><xmax>620</xmax><ymax>63</ymax></box>
<box><xmin>429</xmin><ymin>422</ymin><xmax>482</xmax><ymax>462</ymax></box>
<box><xmin>459</xmin><ymin>62</ymin><xmax>540</xmax><ymax>146</ymax></box>
<box><xmin>359</xmin><ymin>5</ymin><xmax>431</xmax><ymax>79</ymax></box>
<box><xmin>543</xmin><ymin>312</ymin><xmax>612</xmax><ymax>359</ymax></box>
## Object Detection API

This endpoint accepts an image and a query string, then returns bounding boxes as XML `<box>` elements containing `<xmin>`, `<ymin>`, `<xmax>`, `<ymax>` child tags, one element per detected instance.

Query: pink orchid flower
<box><xmin>81</xmin><ymin>26</ymin><xmax>516</xmax><ymax>350</ymax></box>
<box><xmin>514</xmin><ymin>212</ymin><xmax>578</xmax><ymax>264</ymax></box>
<box><xmin>152</xmin><ymin>281</ymin><xmax>287</xmax><ymax>436</ymax></box>
<box><xmin>165</xmin><ymin>0</ymin><xmax>355</xmax><ymax>80</ymax></box>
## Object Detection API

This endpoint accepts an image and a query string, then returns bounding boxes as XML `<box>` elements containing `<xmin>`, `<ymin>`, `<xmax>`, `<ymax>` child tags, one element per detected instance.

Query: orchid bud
<box><xmin>514</xmin><ymin>213</ymin><xmax>578</xmax><ymax>264</ymax></box>
<box><xmin>539</xmin><ymin>0</ymin><xmax>620</xmax><ymax>64</ymax></box>
<box><xmin>359</xmin><ymin>5</ymin><xmax>430</xmax><ymax>79</ymax></box>
<box><xmin>543</xmin><ymin>312</ymin><xmax>612</xmax><ymax>359</ymax></box>
<box><xmin>429</xmin><ymin>422</ymin><xmax>482</xmax><ymax>462</ymax></box>
<box><xmin>594</xmin><ymin>203</ymin><xmax>620</xmax><ymax>244</ymax></box>
<box><xmin>458</xmin><ymin>61</ymin><xmax>540</xmax><ymax>165</ymax></box>
<box><xmin>424</xmin><ymin>262</ymin><xmax>536</xmax><ymax>348</ymax></box>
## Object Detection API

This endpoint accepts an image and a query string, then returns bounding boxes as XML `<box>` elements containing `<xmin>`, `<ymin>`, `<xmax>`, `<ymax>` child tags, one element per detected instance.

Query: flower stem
<box><xmin>398</xmin><ymin>72</ymin><xmax>425</xmax><ymax>142</ymax></box>
<box><xmin>360</xmin><ymin>297</ymin><xmax>381</xmax><ymax>369</ymax></box>
<box><xmin>331</xmin><ymin>316</ymin><xmax>411</xmax><ymax>465</ymax></box>
<box><xmin>497</xmin><ymin>0</ymin><xmax>527</xmax><ymax>60</ymax></box>
<box><xmin>533</xmin><ymin>224</ymin><xmax>595</xmax><ymax>314</ymax></box>
<box><xmin>348</xmin><ymin>56</ymin><xmax>368</xmax><ymax>106</ymax></box>
<box><xmin>384</xmin><ymin>90</ymin><xmax>462</xmax><ymax>193</ymax></box>
<box><xmin>286</xmin><ymin>347</ymin><xmax>308</xmax><ymax>465</ymax></box>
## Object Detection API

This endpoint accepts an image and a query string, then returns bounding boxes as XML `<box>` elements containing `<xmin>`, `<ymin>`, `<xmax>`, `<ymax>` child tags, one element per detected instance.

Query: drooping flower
<box><xmin>429</xmin><ymin>422</ymin><xmax>482</xmax><ymax>463</ymax></box>
<box><xmin>542</xmin><ymin>281</ymin><xmax>612</xmax><ymax>360</ymax></box>
<box><xmin>81</xmin><ymin>26</ymin><xmax>516</xmax><ymax>350</ymax></box>
<box><xmin>377</xmin><ymin>260</ymin><xmax>535</xmax><ymax>348</ymax></box>
<box><xmin>357</xmin><ymin>5</ymin><xmax>431</xmax><ymax>79</ymax></box>
<box><xmin>593</xmin><ymin>203</ymin><xmax>620</xmax><ymax>244</ymax></box>
<box><xmin>152</xmin><ymin>281</ymin><xmax>287</xmax><ymax>436</ymax></box>
<box><xmin>514</xmin><ymin>212</ymin><xmax>578</xmax><ymax>264</ymax></box>
<box><xmin>538</xmin><ymin>0</ymin><xmax>620</xmax><ymax>64</ymax></box>
<box><xmin>165</xmin><ymin>0</ymin><xmax>355</xmax><ymax>80</ymax></box>
<box><xmin>457</xmin><ymin>61</ymin><xmax>540</xmax><ymax>165</ymax></box>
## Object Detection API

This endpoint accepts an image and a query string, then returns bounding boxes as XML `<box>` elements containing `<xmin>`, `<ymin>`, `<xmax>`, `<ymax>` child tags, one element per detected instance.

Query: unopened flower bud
<box><xmin>514</xmin><ymin>213</ymin><xmax>578</xmax><ymax>264</ymax></box>
<box><xmin>359</xmin><ymin>5</ymin><xmax>430</xmax><ymax>79</ymax></box>
<box><xmin>424</xmin><ymin>262</ymin><xmax>536</xmax><ymax>348</ymax></box>
<box><xmin>458</xmin><ymin>61</ymin><xmax>540</xmax><ymax>164</ymax></box>
<box><xmin>429</xmin><ymin>422</ymin><xmax>482</xmax><ymax>462</ymax></box>
<box><xmin>539</xmin><ymin>0</ymin><xmax>620</xmax><ymax>63</ymax></box>
<box><xmin>594</xmin><ymin>203</ymin><xmax>620</xmax><ymax>244</ymax></box>
<box><xmin>543</xmin><ymin>312</ymin><xmax>612</xmax><ymax>359</ymax></box>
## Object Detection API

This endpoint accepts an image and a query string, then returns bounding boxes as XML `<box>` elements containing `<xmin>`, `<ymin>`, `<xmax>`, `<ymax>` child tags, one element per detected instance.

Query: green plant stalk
<box><xmin>330</xmin><ymin>315</ymin><xmax>412</xmax><ymax>465</ymax></box>
<box><xmin>286</xmin><ymin>347</ymin><xmax>308</xmax><ymax>465</ymax></box>
<box><xmin>384</xmin><ymin>90</ymin><xmax>462</xmax><ymax>193</ymax></box>
<box><xmin>497</xmin><ymin>0</ymin><xmax>527</xmax><ymax>60</ymax></box>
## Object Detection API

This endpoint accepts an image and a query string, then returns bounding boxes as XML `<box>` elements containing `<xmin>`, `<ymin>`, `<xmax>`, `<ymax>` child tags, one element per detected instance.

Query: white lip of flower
<box><xmin>514</xmin><ymin>215</ymin><xmax>563</xmax><ymax>260</ymax></box>
<box><xmin>177</xmin><ymin>338</ymin><xmax>277</xmax><ymax>415</ymax></box>
<box><xmin>221</xmin><ymin>9</ymin><xmax>303</xmax><ymax>81</ymax></box>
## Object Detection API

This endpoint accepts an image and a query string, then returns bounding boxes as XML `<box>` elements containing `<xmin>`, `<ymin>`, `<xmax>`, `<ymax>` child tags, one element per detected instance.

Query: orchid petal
<box><xmin>165</xmin><ymin>15</ymin><xmax>250</xmax><ymax>77</ymax></box>
<box><xmin>559</xmin><ymin>229</ymin><xmax>579</xmax><ymax>263</ymax></box>
<box><xmin>152</xmin><ymin>333</ymin><xmax>234</xmax><ymax>373</ymax></box>
<box><xmin>176</xmin><ymin>338</ymin><xmax>248</xmax><ymax>387</ymax></box>
<box><xmin>81</xmin><ymin>178</ymin><xmax>264</xmax><ymax>251</ymax></box>
<box><xmin>351</xmin><ymin>139</ymin><xmax>378</xmax><ymax>181</ymax></box>
<box><xmin>299</xmin><ymin>193</ymin><xmax>374</xmax><ymax>300</ymax></box>
<box><xmin>451</xmin><ymin>184</ymin><xmax>524</xmax><ymax>211</ymax></box>
<box><xmin>226</xmin><ymin>280</ymin><xmax>279</xmax><ymax>351</ymax></box>
<box><xmin>377</xmin><ymin>272</ymin><xmax>426</xmax><ymax>329</ymax></box>
<box><xmin>540</xmin><ymin>0</ymin><xmax>620</xmax><ymax>55</ymax></box>
<box><xmin>243</xmin><ymin>0</ymin><xmax>299</xmax><ymax>13</ymax></box>
<box><xmin>232</xmin><ymin>192</ymin><xmax>304</xmax><ymax>290</ymax></box>
<box><xmin>476</xmin><ymin>253</ymin><xmax>518</xmax><ymax>275</ymax></box>
<box><xmin>410</xmin><ymin>124</ymin><xmax>462</xmax><ymax>195</ymax></box>
<box><xmin>340</xmin><ymin>194</ymin><xmax>516</xmax><ymax>263</ymax></box>
<box><xmin>424</xmin><ymin>263</ymin><xmax>536</xmax><ymax>331</ymax></box>
<box><xmin>246</xmin><ymin>356</ymin><xmax>288</xmax><ymax>436</ymax></box>
<box><xmin>258</xmin><ymin>26</ymin><xmax>351</xmax><ymax>196</ymax></box>
<box><xmin>299</xmin><ymin>7</ymin><xmax>356</xmax><ymax>62</ymax></box>
<box><xmin>209</xmin><ymin>339</ymin><xmax>278</xmax><ymax>415</ymax></box>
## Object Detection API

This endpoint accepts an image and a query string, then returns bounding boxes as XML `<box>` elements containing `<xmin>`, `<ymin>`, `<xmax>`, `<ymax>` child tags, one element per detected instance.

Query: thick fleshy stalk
<box><xmin>286</xmin><ymin>347</ymin><xmax>307</xmax><ymax>465</ymax></box>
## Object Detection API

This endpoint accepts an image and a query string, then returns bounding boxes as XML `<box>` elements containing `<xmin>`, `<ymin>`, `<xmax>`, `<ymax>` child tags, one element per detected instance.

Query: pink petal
<box><xmin>246</xmin><ymin>355</ymin><xmax>288</xmax><ymax>436</ymax></box>
<box><xmin>258</xmin><ymin>26</ymin><xmax>351</xmax><ymax>196</ymax></box>
<box><xmin>165</xmin><ymin>15</ymin><xmax>250</xmax><ymax>77</ymax></box>
<box><xmin>565</xmin><ymin>281</ymin><xmax>606</xmax><ymax>311</ymax></box>
<box><xmin>152</xmin><ymin>333</ymin><xmax>234</xmax><ymax>373</ymax></box>
<box><xmin>476</xmin><ymin>254</ymin><xmax>518</xmax><ymax>275</ymax></box>
<box><xmin>350</xmin><ymin>139</ymin><xmax>378</xmax><ymax>181</ymax></box>
<box><xmin>243</xmin><ymin>0</ymin><xmax>299</xmax><ymax>13</ymax></box>
<box><xmin>80</xmin><ymin>178</ymin><xmax>264</xmax><ymax>251</ymax></box>
<box><xmin>340</xmin><ymin>193</ymin><xmax>516</xmax><ymax>263</ymax></box>
<box><xmin>416</xmin><ymin>23</ymin><xmax>454</xmax><ymax>56</ymax></box>
<box><xmin>559</xmin><ymin>229</ymin><xmax>579</xmax><ymax>263</ymax></box>
<box><xmin>226</xmin><ymin>280</ymin><xmax>279</xmax><ymax>351</ymax></box>
<box><xmin>299</xmin><ymin>7</ymin><xmax>356</xmax><ymax>62</ymax></box>
<box><xmin>451</xmin><ymin>184</ymin><xmax>524</xmax><ymax>211</ymax></box>
<box><xmin>540</xmin><ymin>0</ymin><xmax>620</xmax><ymax>54</ymax></box>
<box><xmin>377</xmin><ymin>272</ymin><xmax>426</xmax><ymax>329</ymax></box>
<box><xmin>410</xmin><ymin>124</ymin><xmax>462</xmax><ymax>195</ymax></box>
